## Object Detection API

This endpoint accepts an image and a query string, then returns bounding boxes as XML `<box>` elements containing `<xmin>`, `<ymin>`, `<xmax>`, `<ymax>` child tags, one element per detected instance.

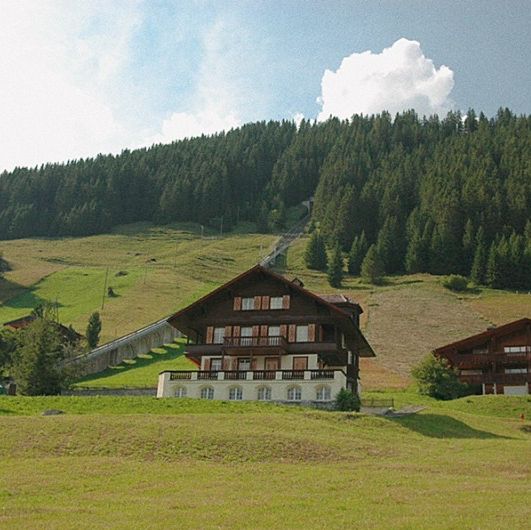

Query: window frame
<box><xmin>200</xmin><ymin>386</ymin><xmax>214</xmax><ymax>400</ymax></box>
<box><xmin>287</xmin><ymin>385</ymin><xmax>302</xmax><ymax>401</ymax></box>
<box><xmin>213</xmin><ymin>327</ymin><xmax>225</xmax><ymax>344</ymax></box>
<box><xmin>228</xmin><ymin>386</ymin><xmax>243</xmax><ymax>400</ymax></box>
<box><xmin>315</xmin><ymin>385</ymin><xmax>331</xmax><ymax>401</ymax></box>
<box><xmin>269</xmin><ymin>296</ymin><xmax>283</xmax><ymax>310</ymax></box>
<box><xmin>241</xmin><ymin>297</ymin><xmax>255</xmax><ymax>311</ymax></box>
<box><xmin>296</xmin><ymin>325</ymin><xmax>309</xmax><ymax>343</ymax></box>
<box><xmin>257</xmin><ymin>386</ymin><xmax>272</xmax><ymax>401</ymax></box>
<box><xmin>175</xmin><ymin>386</ymin><xmax>187</xmax><ymax>398</ymax></box>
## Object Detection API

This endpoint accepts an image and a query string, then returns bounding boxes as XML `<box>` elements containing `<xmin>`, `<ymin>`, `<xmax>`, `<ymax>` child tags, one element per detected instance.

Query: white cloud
<box><xmin>292</xmin><ymin>112</ymin><xmax>305</xmax><ymax>128</ymax></box>
<box><xmin>144</xmin><ymin>19</ymin><xmax>245</xmax><ymax>146</ymax></box>
<box><xmin>317</xmin><ymin>38</ymin><xmax>455</xmax><ymax>121</ymax></box>
<box><xmin>0</xmin><ymin>0</ymin><xmax>142</xmax><ymax>171</ymax></box>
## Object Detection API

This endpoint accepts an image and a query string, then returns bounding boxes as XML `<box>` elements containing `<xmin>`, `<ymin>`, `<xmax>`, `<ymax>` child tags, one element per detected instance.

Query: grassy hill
<box><xmin>1</xmin><ymin>224</ymin><xmax>530</xmax><ymax>390</ymax></box>
<box><xmin>0</xmin><ymin>395</ymin><xmax>529</xmax><ymax>528</ymax></box>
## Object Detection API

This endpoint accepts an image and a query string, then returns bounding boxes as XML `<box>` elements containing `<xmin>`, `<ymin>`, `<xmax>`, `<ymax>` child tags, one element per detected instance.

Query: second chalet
<box><xmin>157</xmin><ymin>265</ymin><xmax>375</xmax><ymax>402</ymax></box>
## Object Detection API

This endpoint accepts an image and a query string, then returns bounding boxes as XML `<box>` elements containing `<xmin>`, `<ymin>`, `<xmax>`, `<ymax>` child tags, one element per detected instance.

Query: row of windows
<box><xmin>175</xmin><ymin>385</ymin><xmax>332</xmax><ymax>401</ymax></box>
<box><xmin>241</xmin><ymin>296</ymin><xmax>285</xmax><ymax>310</ymax></box>
<box><xmin>212</xmin><ymin>324</ymin><xmax>311</xmax><ymax>344</ymax></box>
<box><xmin>504</xmin><ymin>346</ymin><xmax>531</xmax><ymax>353</ymax></box>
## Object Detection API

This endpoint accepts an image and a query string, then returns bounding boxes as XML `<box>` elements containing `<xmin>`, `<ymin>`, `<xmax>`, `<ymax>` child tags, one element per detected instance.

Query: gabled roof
<box><xmin>433</xmin><ymin>317</ymin><xmax>531</xmax><ymax>354</ymax></box>
<box><xmin>167</xmin><ymin>264</ymin><xmax>375</xmax><ymax>357</ymax></box>
<box><xmin>3</xmin><ymin>314</ymin><xmax>84</xmax><ymax>339</ymax></box>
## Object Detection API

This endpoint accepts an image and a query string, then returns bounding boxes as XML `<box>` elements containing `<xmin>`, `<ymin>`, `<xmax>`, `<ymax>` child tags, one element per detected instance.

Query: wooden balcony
<box><xmin>460</xmin><ymin>372</ymin><xmax>530</xmax><ymax>385</ymax></box>
<box><xmin>223</xmin><ymin>335</ymin><xmax>288</xmax><ymax>355</ymax></box>
<box><xmin>453</xmin><ymin>352</ymin><xmax>531</xmax><ymax>369</ymax></box>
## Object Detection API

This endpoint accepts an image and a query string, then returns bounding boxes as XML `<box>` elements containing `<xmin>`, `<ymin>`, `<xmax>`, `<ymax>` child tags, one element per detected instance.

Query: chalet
<box><xmin>434</xmin><ymin>318</ymin><xmax>531</xmax><ymax>396</ymax></box>
<box><xmin>157</xmin><ymin>265</ymin><xmax>375</xmax><ymax>402</ymax></box>
<box><xmin>3</xmin><ymin>314</ymin><xmax>84</xmax><ymax>341</ymax></box>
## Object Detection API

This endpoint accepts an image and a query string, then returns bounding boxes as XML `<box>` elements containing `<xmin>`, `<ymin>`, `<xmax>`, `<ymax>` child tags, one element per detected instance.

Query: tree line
<box><xmin>0</xmin><ymin>109</ymin><xmax>529</xmax><ymax>289</ymax></box>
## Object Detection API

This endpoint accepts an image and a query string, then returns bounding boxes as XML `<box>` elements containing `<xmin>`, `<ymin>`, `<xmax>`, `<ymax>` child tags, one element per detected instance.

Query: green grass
<box><xmin>0</xmin><ymin>398</ymin><xmax>530</xmax><ymax>528</ymax></box>
<box><xmin>73</xmin><ymin>338</ymin><xmax>195</xmax><ymax>389</ymax></box>
<box><xmin>0</xmin><ymin>222</ymin><xmax>277</xmax><ymax>343</ymax></box>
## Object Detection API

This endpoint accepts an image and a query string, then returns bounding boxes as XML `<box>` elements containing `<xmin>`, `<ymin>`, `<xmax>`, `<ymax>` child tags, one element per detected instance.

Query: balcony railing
<box><xmin>223</xmin><ymin>336</ymin><xmax>288</xmax><ymax>348</ymax></box>
<box><xmin>453</xmin><ymin>352</ymin><xmax>531</xmax><ymax>368</ymax></box>
<box><xmin>167</xmin><ymin>369</ymin><xmax>340</xmax><ymax>382</ymax></box>
<box><xmin>459</xmin><ymin>372</ymin><xmax>530</xmax><ymax>385</ymax></box>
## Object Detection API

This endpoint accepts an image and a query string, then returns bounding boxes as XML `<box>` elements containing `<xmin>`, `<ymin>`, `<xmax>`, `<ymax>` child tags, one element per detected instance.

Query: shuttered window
<box><xmin>213</xmin><ymin>327</ymin><xmax>225</xmax><ymax>344</ymax></box>
<box><xmin>270</xmin><ymin>296</ymin><xmax>283</xmax><ymax>309</ymax></box>
<box><xmin>241</xmin><ymin>297</ymin><xmax>254</xmax><ymax>310</ymax></box>
<box><xmin>205</xmin><ymin>326</ymin><xmax>214</xmax><ymax>344</ymax></box>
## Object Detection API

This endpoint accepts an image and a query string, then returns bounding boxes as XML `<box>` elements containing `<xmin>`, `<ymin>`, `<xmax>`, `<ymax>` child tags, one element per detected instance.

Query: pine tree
<box><xmin>11</xmin><ymin>318</ymin><xmax>65</xmax><ymax>395</ymax></box>
<box><xmin>327</xmin><ymin>244</ymin><xmax>343</xmax><ymax>288</ymax></box>
<box><xmin>304</xmin><ymin>232</ymin><xmax>328</xmax><ymax>271</ymax></box>
<box><xmin>462</xmin><ymin>219</ymin><xmax>475</xmax><ymax>274</ymax></box>
<box><xmin>86</xmin><ymin>312</ymin><xmax>102</xmax><ymax>349</ymax></box>
<box><xmin>361</xmin><ymin>244</ymin><xmax>385</xmax><ymax>284</ymax></box>
<box><xmin>470</xmin><ymin>238</ymin><xmax>487</xmax><ymax>285</ymax></box>
<box><xmin>486</xmin><ymin>242</ymin><xmax>501</xmax><ymax>288</ymax></box>
<box><xmin>347</xmin><ymin>231</ymin><xmax>368</xmax><ymax>275</ymax></box>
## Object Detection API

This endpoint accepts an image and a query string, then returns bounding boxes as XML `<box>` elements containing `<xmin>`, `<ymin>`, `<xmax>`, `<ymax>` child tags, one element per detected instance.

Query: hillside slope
<box><xmin>1</xmin><ymin>226</ymin><xmax>529</xmax><ymax>389</ymax></box>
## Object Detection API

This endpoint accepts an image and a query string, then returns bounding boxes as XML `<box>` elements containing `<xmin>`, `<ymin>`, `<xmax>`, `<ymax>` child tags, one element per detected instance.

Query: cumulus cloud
<box><xmin>317</xmin><ymin>38</ymin><xmax>455</xmax><ymax>121</ymax></box>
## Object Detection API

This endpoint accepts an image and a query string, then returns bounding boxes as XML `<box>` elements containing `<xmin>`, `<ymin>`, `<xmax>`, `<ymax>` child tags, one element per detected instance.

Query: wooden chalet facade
<box><xmin>434</xmin><ymin>318</ymin><xmax>531</xmax><ymax>395</ymax></box>
<box><xmin>157</xmin><ymin>265</ymin><xmax>375</xmax><ymax>402</ymax></box>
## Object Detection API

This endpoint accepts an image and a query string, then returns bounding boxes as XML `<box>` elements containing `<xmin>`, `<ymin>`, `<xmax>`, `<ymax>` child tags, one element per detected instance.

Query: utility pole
<box><xmin>101</xmin><ymin>267</ymin><xmax>109</xmax><ymax>310</ymax></box>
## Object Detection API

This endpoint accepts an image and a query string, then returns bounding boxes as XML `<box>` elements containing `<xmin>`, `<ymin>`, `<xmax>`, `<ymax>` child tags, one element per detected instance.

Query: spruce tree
<box><xmin>86</xmin><ymin>312</ymin><xmax>102</xmax><ymax>349</ymax></box>
<box><xmin>304</xmin><ymin>232</ymin><xmax>328</xmax><ymax>271</ymax></box>
<box><xmin>11</xmin><ymin>318</ymin><xmax>65</xmax><ymax>395</ymax></box>
<box><xmin>347</xmin><ymin>231</ymin><xmax>368</xmax><ymax>275</ymax></box>
<box><xmin>486</xmin><ymin>242</ymin><xmax>501</xmax><ymax>288</ymax></box>
<box><xmin>361</xmin><ymin>244</ymin><xmax>385</xmax><ymax>284</ymax></box>
<box><xmin>470</xmin><ymin>238</ymin><xmax>487</xmax><ymax>285</ymax></box>
<box><xmin>327</xmin><ymin>244</ymin><xmax>343</xmax><ymax>288</ymax></box>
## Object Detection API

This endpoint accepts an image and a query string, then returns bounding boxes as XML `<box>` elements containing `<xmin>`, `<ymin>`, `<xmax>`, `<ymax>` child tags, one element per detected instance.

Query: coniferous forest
<box><xmin>0</xmin><ymin>109</ymin><xmax>530</xmax><ymax>288</ymax></box>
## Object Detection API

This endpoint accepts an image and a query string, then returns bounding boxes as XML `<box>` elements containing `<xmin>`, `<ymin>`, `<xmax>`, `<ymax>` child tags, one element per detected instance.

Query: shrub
<box><xmin>412</xmin><ymin>353</ymin><xmax>469</xmax><ymax>400</ymax></box>
<box><xmin>443</xmin><ymin>274</ymin><xmax>468</xmax><ymax>292</ymax></box>
<box><xmin>335</xmin><ymin>388</ymin><xmax>360</xmax><ymax>411</ymax></box>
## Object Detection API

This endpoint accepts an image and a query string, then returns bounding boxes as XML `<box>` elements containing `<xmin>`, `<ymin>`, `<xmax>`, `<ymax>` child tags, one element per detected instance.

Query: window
<box><xmin>504</xmin><ymin>346</ymin><xmax>529</xmax><ymax>353</ymax></box>
<box><xmin>316</xmin><ymin>386</ymin><xmax>331</xmax><ymax>401</ymax></box>
<box><xmin>238</xmin><ymin>358</ymin><xmax>250</xmax><ymax>371</ymax></box>
<box><xmin>460</xmin><ymin>369</ymin><xmax>482</xmax><ymax>375</ymax></box>
<box><xmin>210</xmin><ymin>358</ymin><xmax>222</xmax><ymax>371</ymax></box>
<box><xmin>175</xmin><ymin>386</ymin><xmax>187</xmax><ymax>398</ymax></box>
<box><xmin>268</xmin><ymin>325</ymin><xmax>280</xmax><ymax>337</ymax></box>
<box><xmin>287</xmin><ymin>386</ymin><xmax>302</xmax><ymax>401</ymax></box>
<box><xmin>213</xmin><ymin>327</ymin><xmax>225</xmax><ymax>344</ymax></box>
<box><xmin>200</xmin><ymin>386</ymin><xmax>214</xmax><ymax>399</ymax></box>
<box><xmin>505</xmin><ymin>368</ymin><xmax>527</xmax><ymax>374</ymax></box>
<box><xmin>229</xmin><ymin>386</ymin><xmax>243</xmax><ymax>400</ymax></box>
<box><xmin>257</xmin><ymin>386</ymin><xmax>272</xmax><ymax>400</ymax></box>
<box><xmin>270</xmin><ymin>296</ymin><xmax>283</xmax><ymax>310</ymax></box>
<box><xmin>242</xmin><ymin>297</ymin><xmax>255</xmax><ymax>311</ymax></box>
<box><xmin>240</xmin><ymin>326</ymin><xmax>253</xmax><ymax>346</ymax></box>
<box><xmin>296</xmin><ymin>325</ymin><xmax>309</xmax><ymax>343</ymax></box>
<box><xmin>472</xmin><ymin>347</ymin><xmax>489</xmax><ymax>354</ymax></box>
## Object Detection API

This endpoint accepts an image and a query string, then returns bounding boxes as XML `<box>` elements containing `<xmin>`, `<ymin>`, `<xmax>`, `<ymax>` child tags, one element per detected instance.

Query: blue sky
<box><xmin>0</xmin><ymin>0</ymin><xmax>529</xmax><ymax>170</ymax></box>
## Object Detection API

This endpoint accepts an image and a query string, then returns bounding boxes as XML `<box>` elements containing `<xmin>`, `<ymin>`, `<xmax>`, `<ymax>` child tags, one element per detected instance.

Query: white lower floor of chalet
<box><xmin>157</xmin><ymin>369</ymin><xmax>351</xmax><ymax>402</ymax></box>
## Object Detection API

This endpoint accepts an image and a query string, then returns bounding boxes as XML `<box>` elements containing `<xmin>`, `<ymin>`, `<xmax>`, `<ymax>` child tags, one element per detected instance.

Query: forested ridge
<box><xmin>0</xmin><ymin>109</ymin><xmax>530</xmax><ymax>287</ymax></box>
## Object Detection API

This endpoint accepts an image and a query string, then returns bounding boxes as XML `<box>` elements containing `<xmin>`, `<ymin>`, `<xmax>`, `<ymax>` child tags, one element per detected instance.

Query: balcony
<box><xmin>460</xmin><ymin>372</ymin><xmax>530</xmax><ymax>385</ymax></box>
<box><xmin>453</xmin><ymin>352</ymin><xmax>531</xmax><ymax>369</ymax></box>
<box><xmin>222</xmin><ymin>335</ymin><xmax>288</xmax><ymax>355</ymax></box>
<box><xmin>168</xmin><ymin>368</ymin><xmax>341</xmax><ymax>382</ymax></box>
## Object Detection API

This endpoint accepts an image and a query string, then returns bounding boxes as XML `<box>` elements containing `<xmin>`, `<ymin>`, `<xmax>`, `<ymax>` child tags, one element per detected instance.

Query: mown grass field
<box><xmin>1</xmin><ymin>224</ymin><xmax>530</xmax><ymax>390</ymax></box>
<box><xmin>0</xmin><ymin>395</ymin><xmax>529</xmax><ymax>529</ymax></box>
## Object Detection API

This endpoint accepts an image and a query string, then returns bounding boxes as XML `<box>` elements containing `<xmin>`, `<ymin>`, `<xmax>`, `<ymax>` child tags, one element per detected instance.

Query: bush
<box><xmin>335</xmin><ymin>388</ymin><xmax>360</xmax><ymax>411</ymax></box>
<box><xmin>412</xmin><ymin>353</ymin><xmax>469</xmax><ymax>400</ymax></box>
<box><xmin>443</xmin><ymin>274</ymin><xmax>468</xmax><ymax>292</ymax></box>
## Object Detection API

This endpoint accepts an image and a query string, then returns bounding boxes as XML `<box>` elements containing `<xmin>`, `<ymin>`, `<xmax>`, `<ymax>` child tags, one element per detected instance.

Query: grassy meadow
<box><xmin>1</xmin><ymin>224</ymin><xmax>530</xmax><ymax>390</ymax></box>
<box><xmin>0</xmin><ymin>395</ymin><xmax>530</xmax><ymax>529</ymax></box>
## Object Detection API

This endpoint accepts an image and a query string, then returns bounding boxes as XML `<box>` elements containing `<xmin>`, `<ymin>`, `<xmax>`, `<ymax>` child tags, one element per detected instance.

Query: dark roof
<box><xmin>3</xmin><ymin>314</ymin><xmax>84</xmax><ymax>339</ymax></box>
<box><xmin>167</xmin><ymin>264</ymin><xmax>375</xmax><ymax>357</ymax></box>
<box><xmin>433</xmin><ymin>317</ymin><xmax>531</xmax><ymax>354</ymax></box>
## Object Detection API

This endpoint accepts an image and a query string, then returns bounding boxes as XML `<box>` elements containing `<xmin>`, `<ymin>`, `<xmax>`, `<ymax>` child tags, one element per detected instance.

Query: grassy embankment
<box><xmin>0</xmin><ymin>395</ymin><xmax>529</xmax><ymax>529</ymax></box>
